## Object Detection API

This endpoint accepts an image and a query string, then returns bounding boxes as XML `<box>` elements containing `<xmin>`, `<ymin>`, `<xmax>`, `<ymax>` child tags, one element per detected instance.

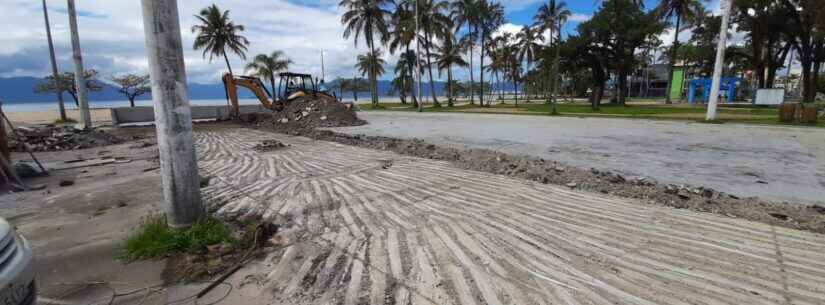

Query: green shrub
<box><xmin>122</xmin><ymin>215</ymin><xmax>233</xmax><ymax>260</ymax></box>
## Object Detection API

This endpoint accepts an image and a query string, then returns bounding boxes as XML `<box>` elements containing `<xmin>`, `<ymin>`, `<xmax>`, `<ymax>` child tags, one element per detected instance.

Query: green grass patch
<box><xmin>53</xmin><ymin>118</ymin><xmax>78</xmax><ymax>124</ymax></box>
<box><xmin>122</xmin><ymin>215</ymin><xmax>234</xmax><ymax>260</ymax></box>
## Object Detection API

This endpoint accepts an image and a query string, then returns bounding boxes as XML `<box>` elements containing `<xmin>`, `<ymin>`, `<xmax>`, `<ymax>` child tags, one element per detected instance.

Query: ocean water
<box><xmin>1</xmin><ymin>97</ymin><xmax>396</xmax><ymax>113</ymax></box>
<box><xmin>1</xmin><ymin>98</ymin><xmax>257</xmax><ymax>113</ymax></box>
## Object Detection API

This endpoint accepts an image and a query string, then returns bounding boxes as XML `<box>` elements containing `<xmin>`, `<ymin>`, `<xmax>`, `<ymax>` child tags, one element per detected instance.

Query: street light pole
<box><xmin>706</xmin><ymin>0</ymin><xmax>732</xmax><ymax>121</ymax></box>
<box><xmin>42</xmin><ymin>0</ymin><xmax>67</xmax><ymax>122</ymax></box>
<box><xmin>66</xmin><ymin>0</ymin><xmax>92</xmax><ymax>129</ymax></box>
<box><xmin>141</xmin><ymin>0</ymin><xmax>204</xmax><ymax>228</ymax></box>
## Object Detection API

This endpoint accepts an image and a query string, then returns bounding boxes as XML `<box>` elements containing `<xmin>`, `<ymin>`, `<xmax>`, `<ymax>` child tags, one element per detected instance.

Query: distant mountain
<box><xmin>0</xmin><ymin>76</ymin><xmax>514</xmax><ymax>104</ymax></box>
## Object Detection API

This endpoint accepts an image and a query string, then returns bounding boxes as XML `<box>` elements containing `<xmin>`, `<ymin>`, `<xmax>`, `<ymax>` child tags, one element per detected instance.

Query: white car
<box><xmin>0</xmin><ymin>217</ymin><xmax>35</xmax><ymax>305</ymax></box>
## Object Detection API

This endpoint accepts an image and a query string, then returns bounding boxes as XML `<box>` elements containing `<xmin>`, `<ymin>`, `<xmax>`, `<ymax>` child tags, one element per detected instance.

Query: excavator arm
<box><xmin>223</xmin><ymin>74</ymin><xmax>281</xmax><ymax>116</ymax></box>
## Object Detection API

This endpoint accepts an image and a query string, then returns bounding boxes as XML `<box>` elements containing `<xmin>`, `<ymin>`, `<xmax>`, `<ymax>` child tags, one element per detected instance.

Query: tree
<box><xmin>192</xmin><ymin>4</ymin><xmax>249</xmax><ymax>77</ymax></box>
<box><xmin>451</xmin><ymin>0</ymin><xmax>480</xmax><ymax>104</ymax></box>
<box><xmin>656</xmin><ymin>0</ymin><xmax>703</xmax><ymax>103</ymax></box>
<box><xmin>534</xmin><ymin>0</ymin><xmax>570</xmax><ymax>113</ymax></box>
<box><xmin>35</xmin><ymin>70</ymin><xmax>102</xmax><ymax>107</ymax></box>
<box><xmin>487</xmin><ymin>34</ymin><xmax>509</xmax><ymax>100</ymax></box>
<box><xmin>110</xmin><ymin>74</ymin><xmax>151</xmax><ymax>107</ymax></box>
<box><xmin>340</xmin><ymin>0</ymin><xmax>391</xmax><ymax>105</ymax></box>
<box><xmin>414</xmin><ymin>0</ymin><xmax>452</xmax><ymax>107</ymax></box>
<box><xmin>435</xmin><ymin>35</ymin><xmax>469</xmax><ymax>106</ymax></box>
<box><xmin>395</xmin><ymin>49</ymin><xmax>424</xmax><ymax>105</ymax></box>
<box><xmin>355</xmin><ymin>50</ymin><xmax>387</xmax><ymax>106</ymax></box>
<box><xmin>388</xmin><ymin>2</ymin><xmax>419</xmax><ymax>106</ymax></box>
<box><xmin>516</xmin><ymin>26</ymin><xmax>544</xmax><ymax>105</ymax></box>
<box><xmin>773</xmin><ymin>0</ymin><xmax>823</xmax><ymax>103</ymax></box>
<box><xmin>583</xmin><ymin>0</ymin><xmax>664</xmax><ymax>105</ymax></box>
<box><xmin>477</xmin><ymin>0</ymin><xmax>505</xmax><ymax>107</ymax></box>
<box><xmin>244</xmin><ymin>51</ymin><xmax>292</xmax><ymax>93</ymax></box>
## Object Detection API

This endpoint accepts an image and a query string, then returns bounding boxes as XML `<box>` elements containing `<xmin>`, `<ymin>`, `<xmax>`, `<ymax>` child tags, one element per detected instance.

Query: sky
<box><xmin>1</xmin><ymin>0</ymin><xmax>723</xmax><ymax>85</ymax></box>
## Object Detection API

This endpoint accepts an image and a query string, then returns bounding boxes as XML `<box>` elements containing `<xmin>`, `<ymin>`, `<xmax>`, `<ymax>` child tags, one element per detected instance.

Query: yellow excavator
<box><xmin>222</xmin><ymin>72</ymin><xmax>338</xmax><ymax>116</ymax></box>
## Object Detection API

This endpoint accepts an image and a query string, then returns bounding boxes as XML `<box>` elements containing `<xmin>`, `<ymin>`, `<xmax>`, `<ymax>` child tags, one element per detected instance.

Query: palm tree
<box><xmin>450</xmin><ymin>0</ymin><xmax>480</xmax><ymax>104</ymax></box>
<box><xmin>516</xmin><ymin>26</ymin><xmax>544</xmax><ymax>102</ymax></box>
<box><xmin>395</xmin><ymin>50</ymin><xmax>424</xmax><ymax>105</ymax></box>
<box><xmin>487</xmin><ymin>36</ymin><xmax>509</xmax><ymax>101</ymax></box>
<box><xmin>388</xmin><ymin>2</ymin><xmax>419</xmax><ymax>106</ymax></box>
<box><xmin>656</xmin><ymin>0</ymin><xmax>703</xmax><ymax>104</ymax></box>
<box><xmin>340</xmin><ymin>0</ymin><xmax>391</xmax><ymax>105</ymax></box>
<box><xmin>414</xmin><ymin>0</ymin><xmax>451</xmax><ymax>107</ymax></box>
<box><xmin>244</xmin><ymin>51</ymin><xmax>291</xmax><ymax>94</ymax></box>
<box><xmin>192</xmin><ymin>4</ymin><xmax>249</xmax><ymax>76</ymax></box>
<box><xmin>355</xmin><ymin>50</ymin><xmax>387</xmax><ymax>106</ymax></box>
<box><xmin>477</xmin><ymin>0</ymin><xmax>505</xmax><ymax>107</ymax></box>
<box><xmin>435</xmin><ymin>35</ymin><xmax>469</xmax><ymax>106</ymax></box>
<box><xmin>534</xmin><ymin>0</ymin><xmax>570</xmax><ymax>113</ymax></box>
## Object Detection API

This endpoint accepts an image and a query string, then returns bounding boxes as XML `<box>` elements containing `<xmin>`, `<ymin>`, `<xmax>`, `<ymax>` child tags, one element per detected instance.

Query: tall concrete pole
<box><xmin>141</xmin><ymin>0</ymin><xmax>204</xmax><ymax>228</ymax></box>
<box><xmin>42</xmin><ymin>0</ymin><xmax>67</xmax><ymax>122</ymax></box>
<box><xmin>705</xmin><ymin>0</ymin><xmax>731</xmax><ymax>121</ymax></box>
<box><xmin>66</xmin><ymin>0</ymin><xmax>92</xmax><ymax>129</ymax></box>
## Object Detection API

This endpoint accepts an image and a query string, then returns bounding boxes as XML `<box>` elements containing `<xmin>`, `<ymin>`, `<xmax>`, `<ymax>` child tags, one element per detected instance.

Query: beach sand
<box><xmin>4</xmin><ymin>108</ymin><xmax>112</xmax><ymax>126</ymax></box>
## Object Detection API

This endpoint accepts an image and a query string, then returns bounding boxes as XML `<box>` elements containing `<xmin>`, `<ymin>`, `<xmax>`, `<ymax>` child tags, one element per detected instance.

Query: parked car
<box><xmin>0</xmin><ymin>217</ymin><xmax>35</xmax><ymax>305</ymax></box>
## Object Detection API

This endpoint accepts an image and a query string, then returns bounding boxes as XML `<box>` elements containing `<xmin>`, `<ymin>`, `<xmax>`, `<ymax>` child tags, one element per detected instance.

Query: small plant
<box><xmin>122</xmin><ymin>215</ymin><xmax>234</xmax><ymax>260</ymax></box>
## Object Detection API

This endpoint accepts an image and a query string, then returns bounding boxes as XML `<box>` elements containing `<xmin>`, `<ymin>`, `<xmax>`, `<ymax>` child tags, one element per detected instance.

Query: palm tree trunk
<box><xmin>42</xmin><ymin>0</ymin><xmax>67</xmax><ymax>121</ymax></box>
<box><xmin>447</xmin><ymin>65</ymin><xmax>454</xmax><ymax>107</ymax></box>
<box><xmin>406</xmin><ymin>44</ymin><xmax>419</xmax><ymax>107</ymax></box>
<box><xmin>223</xmin><ymin>53</ymin><xmax>234</xmax><ymax>76</ymax></box>
<box><xmin>424</xmin><ymin>32</ymin><xmax>440</xmax><ymax>107</ymax></box>
<box><xmin>546</xmin><ymin>28</ymin><xmax>554</xmax><ymax>104</ymax></box>
<box><xmin>551</xmin><ymin>20</ymin><xmax>562</xmax><ymax>114</ymax></box>
<box><xmin>479</xmin><ymin>31</ymin><xmax>486</xmax><ymax>107</ymax></box>
<box><xmin>468</xmin><ymin>24</ymin><xmax>475</xmax><ymax>105</ymax></box>
<box><xmin>664</xmin><ymin>12</ymin><xmax>681</xmax><ymax>104</ymax></box>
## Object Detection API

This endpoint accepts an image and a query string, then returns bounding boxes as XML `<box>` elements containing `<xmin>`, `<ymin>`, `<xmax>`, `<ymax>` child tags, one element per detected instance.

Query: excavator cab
<box><xmin>277</xmin><ymin>72</ymin><xmax>316</xmax><ymax>100</ymax></box>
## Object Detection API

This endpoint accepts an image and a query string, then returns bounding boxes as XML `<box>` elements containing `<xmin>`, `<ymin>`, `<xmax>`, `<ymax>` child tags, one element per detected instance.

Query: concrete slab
<box><xmin>188</xmin><ymin>128</ymin><xmax>825</xmax><ymax>305</ymax></box>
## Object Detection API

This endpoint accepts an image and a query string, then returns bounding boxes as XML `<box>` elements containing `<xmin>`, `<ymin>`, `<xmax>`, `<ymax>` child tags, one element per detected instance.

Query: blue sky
<box><xmin>0</xmin><ymin>0</ymin><xmax>722</xmax><ymax>84</ymax></box>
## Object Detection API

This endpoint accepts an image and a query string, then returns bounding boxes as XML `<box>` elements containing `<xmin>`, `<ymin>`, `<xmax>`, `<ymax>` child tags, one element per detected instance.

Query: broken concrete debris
<box><xmin>9</xmin><ymin>125</ymin><xmax>125</xmax><ymax>152</ymax></box>
<box><xmin>258</xmin><ymin>96</ymin><xmax>365</xmax><ymax>131</ymax></box>
<box><xmin>253</xmin><ymin>140</ymin><xmax>287</xmax><ymax>152</ymax></box>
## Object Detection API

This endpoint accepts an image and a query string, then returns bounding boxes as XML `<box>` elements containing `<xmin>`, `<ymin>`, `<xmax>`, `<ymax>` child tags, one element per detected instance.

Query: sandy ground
<box><xmin>331</xmin><ymin>111</ymin><xmax>825</xmax><ymax>204</ymax></box>
<box><xmin>169</xmin><ymin>127</ymin><xmax>825</xmax><ymax>305</ymax></box>
<box><xmin>0</xmin><ymin>127</ymin><xmax>166</xmax><ymax>305</ymax></box>
<box><xmin>4</xmin><ymin>108</ymin><xmax>113</xmax><ymax>126</ymax></box>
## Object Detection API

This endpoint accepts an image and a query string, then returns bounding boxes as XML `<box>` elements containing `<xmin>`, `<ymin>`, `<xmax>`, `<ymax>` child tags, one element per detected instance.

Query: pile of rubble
<box><xmin>9</xmin><ymin>126</ymin><xmax>126</xmax><ymax>152</ymax></box>
<box><xmin>259</xmin><ymin>96</ymin><xmax>365</xmax><ymax>131</ymax></box>
<box><xmin>253</xmin><ymin>139</ymin><xmax>288</xmax><ymax>152</ymax></box>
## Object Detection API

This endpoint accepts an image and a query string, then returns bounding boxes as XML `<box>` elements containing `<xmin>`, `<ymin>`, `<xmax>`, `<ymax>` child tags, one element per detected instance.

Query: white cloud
<box><xmin>0</xmin><ymin>0</ymin><xmax>370</xmax><ymax>84</ymax></box>
<box><xmin>568</xmin><ymin>13</ymin><xmax>591</xmax><ymax>23</ymax></box>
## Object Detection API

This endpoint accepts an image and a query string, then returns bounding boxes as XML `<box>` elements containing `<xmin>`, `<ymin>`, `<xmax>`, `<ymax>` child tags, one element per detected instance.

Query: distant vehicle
<box><xmin>0</xmin><ymin>217</ymin><xmax>35</xmax><ymax>305</ymax></box>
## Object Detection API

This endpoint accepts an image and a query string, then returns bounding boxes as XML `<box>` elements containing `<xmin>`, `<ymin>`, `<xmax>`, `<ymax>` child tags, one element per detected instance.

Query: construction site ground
<box><xmin>2</xmin><ymin>122</ymin><xmax>825</xmax><ymax>304</ymax></box>
<box><xmin>331</xmin><ymin>111</ymin><xmax>825</xmax><ymax>205</ymax></box>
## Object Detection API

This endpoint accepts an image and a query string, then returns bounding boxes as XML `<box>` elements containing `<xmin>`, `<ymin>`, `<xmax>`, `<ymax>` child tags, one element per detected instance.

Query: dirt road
<box><xmin>189</xmin><ymin>128</ymin><xmax>825</xmax><ymax>305</ymax></box>
<box><xmin>329</xmin><ymin>112</ymin><xmax>825</xmax><ymax>205</ymax></box>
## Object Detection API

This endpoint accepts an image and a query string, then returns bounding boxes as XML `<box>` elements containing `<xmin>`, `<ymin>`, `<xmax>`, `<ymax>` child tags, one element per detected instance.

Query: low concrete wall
<box><xmin>111</xmin><ymin>104</ymin><xmax>267</xmax><ymax>125</ymax></box>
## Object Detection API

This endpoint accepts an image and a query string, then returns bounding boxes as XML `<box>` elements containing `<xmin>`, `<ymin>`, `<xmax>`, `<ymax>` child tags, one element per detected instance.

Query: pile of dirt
<box><xmin>272</xmin><ymin>128</ymin><xmax>825</xmax><ymax>234</ymax></box>
<box><xmin>256</xmin><ymin>96</ymin><xmax>365</xmax><ymax>132</ymax></box>
<box><xmin>9</xmin><ymin>126</ymin><xmax>126</xmax><ymax>152</ymax></box>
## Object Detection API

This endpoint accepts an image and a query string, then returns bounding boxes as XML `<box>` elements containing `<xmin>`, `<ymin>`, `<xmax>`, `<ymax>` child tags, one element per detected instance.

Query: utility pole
<box><xmin>415</xmin><ymin>0</ymin><xmax>423</xmax><ymax>112</ymax></box>
<box><xmin>42</xmin><ymin>0</ymin><xmax>67</xmax><ymax>122</ymax></box>
<box><xmin>706</xmin><ymin>0</ymin><xmax>731</xmax><ymax>121</ymax></box>
<box><xmin>320</xmin><ymin>50</ymin><xmax>325</xmax><ymax>81</ymax></box>
<box><xmin>66</xmin><ymin>0</ymin><xmax>92</xmax><ymax>129</ymax></box>
<box><xmin>141</xmin><ymin>0</ymin><xmax>204</xmax><ymax>228</ymax></box>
